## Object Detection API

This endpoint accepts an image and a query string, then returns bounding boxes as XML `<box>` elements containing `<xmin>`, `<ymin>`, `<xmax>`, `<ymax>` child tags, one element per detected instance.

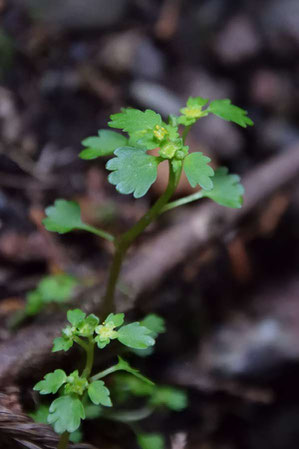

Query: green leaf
<box><xmin>114</xmin><ymin>373</ymin><xmax>154</xmax><ymax>397</ymax></box>
<box><xmin>67</xmin><ymin>309</ymin><xmax>86</xmax><ymax>327</ymax></box>
<box><xmin>184</xmin><ymin>152</ymin><xmax>214</xmax><ymax>190</ymax></box>
<box><xmin>25</xmin><ymin>290</ymin><xmax>43</xmax><ymax>316</ymax></box>
<box><xmin>105</xmin><ymin>313</ymin><xmax>124</xmax><ymax>327</ymax></box>
<box><xmin>69</xmin><ymin>429</ymin><xmax>83</xmax><ymax>443</ymax></box>
<box><xmin>203</xmin><ymin>167</ymin><xmax>244</xmax><ymax>208</ymax></box>
<box><xmin>85</xmin><ymin>403</ymin><xmax>102</xmax><ymax>419</ymax></box>
<box><xmin>137</xmin><ymin>433</ymin><xmax>165</xmax><ymax>449</ymax></box>
<box><xmin>150</xmin><ymin>386</ymin><xmax>188</xmax><ymax>411</ymax></box>
<box><xmin>94</xmin><ymin>337</ymin><xmax>110</xmax><ymax>349</ymax></box>
<box><xmin>208</xmin><ymin>99</ymin><xmax>254</xmax><ymax>128</ymax></box>
<box><xmin>52</xmin><ymin>336</ymin><xmax>73</xmax><ymax>352</ymax></box>
<box><xmin>25</xmin><ymin>274</ymin><xmax>78</xmax><ymax>316</ymax></box>
<box><xmin>34</xmin><ymin>369</ymin><xmax>67</xmax><ymax>395</ymax></box>
<box><xmin>164</xmin><ymin>123</ymin><xmax>180</xmax><ymax>141</ymax></box>
<box><xmin>37</xmin><ymin>274</ymin><xmax>78</xmax><ymax>304</ymax></box>
<box><xmin>48</xmin><ymin>395</ymin><xmax>85</xmax><ymax>434</ymax></box>
<box><xmin>187</xmin><ymin>96</ymin><xmax>209</xmax><ymax>108</ymax></box>
<box><xmin>109</xmin><ymin>108</ymin><xmax>162</xmax><ymax>134</ymax></box>
<box><xmin>129</xmin><ymin>132</ymin><xmax>157</xmax><ymax>150</ymax></box>
<box><xmin>168</xmin><ymin>114</ymin><xmax>180</xmax><ymax>127</ymax></box>
<box><xmin>88</xmin><ymin>381</ymin><xmax>112</xmax><ymax>407</ymax></box>
<box><xmin>77</xmin><ymin>314</ymin><xmax>99</xmax><ymax>337</ymax></box>
<box><xmin>130</xmin><ymin>122</ymin><xmax>179</xmax><ymax>150</ymax></box>
<box><xmin>140</xmin><ymin>314</ymin><xmax>166</xmax><ymax>338</ymax></box>
<box><xmin>80</xmin><ymin>130</ymin><xmax>128</xmax><ymax>159</ymax></box>
<box><xmin>43</xmin><ymin>200</ymin><xmax>86</xmax><ymax>234</ymax></box>
<box><xmin>29</xmin><ymin>404</ymin><xmax>49</xmax><ymax>424</ymax></box>
<box><xmin>106</xmin><ymin>147</ymin><xmax>159</xmax><ymax>198</ymax></box>
<box><xmin>116</xmin><ymin>356</ymin><xmax>154</xmax><ymax>386</ymax></box>
<box><xmin>118</xmin><ymin>322</ymin><xmax>155</xmax><ymax>349</ymax></box>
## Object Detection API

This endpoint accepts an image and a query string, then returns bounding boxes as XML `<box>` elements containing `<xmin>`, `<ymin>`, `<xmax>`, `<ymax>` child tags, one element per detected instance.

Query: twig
<box><xmin>0</xmin><ymin>394</ymin><xmax>95</xmax><ymax>449</ymax></box>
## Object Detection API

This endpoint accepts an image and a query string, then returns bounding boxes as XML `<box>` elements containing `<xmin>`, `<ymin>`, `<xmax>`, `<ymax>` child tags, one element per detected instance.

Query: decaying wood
<box><xmin>1</xmin><ymin>143</ymin><xmax>299</xmax><ymax>385</ymax></box>
<box><xmin>0</xmin><ymin>394</ymin><xmax>95</xmax><ymax>449</ymax></box>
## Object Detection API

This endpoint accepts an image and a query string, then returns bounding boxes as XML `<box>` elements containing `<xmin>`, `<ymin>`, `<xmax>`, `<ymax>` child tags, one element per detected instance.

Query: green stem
<box><xmin>82</xmin><ymin>224</ymin><xmax>114</xmax><ymax>242</ymax></box>
<box><xmin>182</xmin><ymin>125</ymin><xmax>191</xmax><ymax>144</ymax></box>
<box><xmin>82</xmin><ymin>340</ymin><xmax>95</xmax><ymax>379</ymax></box>
<box><xmin>101</xmin><ymin>161</ymin><xmax>181</xmax><ymax>316</ymax></box>
<box><xmin>90</xmin><ymin>364</ymin><xmax>121</xmax><ymax>381</ymax></box>
<box><xmin>73</xmin><ymin>336</ymin><xmax>89</xmax><ymax>352</ymax></box>
<box><xmin>101</xmin><ymin>406</ymin><xmax>153</xmax><ymax>423</ymax></box>
<box><xmin>101</xmin><ymin>244</ymin><xmax>126</xmax><ymax>317</ymax></box>
<box><xmin>161</xmin><ymin>190</ymin><xmax>204</xmax><ymax>214</ymax></box>
<box><xmin>57</xmin><ymin>431</ymin><xmax>70</xmax><ymax>449</ymax></box>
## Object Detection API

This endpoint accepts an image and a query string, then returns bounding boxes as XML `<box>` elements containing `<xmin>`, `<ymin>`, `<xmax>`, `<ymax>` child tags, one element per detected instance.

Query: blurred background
<box><xmin>1</xmin><ymin>0</ymin><xmax>299</xmax><ymax>448</ymax></box>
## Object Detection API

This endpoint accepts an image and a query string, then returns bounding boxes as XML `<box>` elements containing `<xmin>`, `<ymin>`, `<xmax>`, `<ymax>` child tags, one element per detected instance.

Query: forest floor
<box><xmin>1</xmin><ymin>1</ymin><xmax>299</xmax><ymax>448</ymax></box>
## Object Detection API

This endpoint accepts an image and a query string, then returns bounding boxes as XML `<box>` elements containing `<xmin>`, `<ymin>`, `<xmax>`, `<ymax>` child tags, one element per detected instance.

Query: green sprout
<box><xmin>35</xmin><ymin>96</ymin><xmax>253</xmax><ymax>449</ymax></box>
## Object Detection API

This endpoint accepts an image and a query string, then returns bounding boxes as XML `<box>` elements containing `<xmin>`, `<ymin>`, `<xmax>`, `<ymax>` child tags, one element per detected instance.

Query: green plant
<box><xmin>9</xmin><ymin>273</ymin><xmax>78</xmax><ymax>329</ymax></box>
<box><xmin>35</xmin><ymin>96</ymin><xmax>253</xmax><ymax>448</ymax></box>
<box><xmin>111</xmin><ymin>372</ymin><xmax>188</xmax><ymax>449</ymax></box>
<box><xmin>26</xmin><ymin>274</ymin><xmax>78</xmax><ymax>316</ymax></box>
<box><xmin>43</xmin><ymin>96</ymin><xmax>253</xmax><ymax>316</ymax></box>
<box><xmin>32</xmin><ymin>362</ymin><xmax>187</xmax><ymax>448</ymax></box>
<box><xmin>34</xmin><ymin>308</ymin><xmax>157</xmax><ymax>449</ymax></box>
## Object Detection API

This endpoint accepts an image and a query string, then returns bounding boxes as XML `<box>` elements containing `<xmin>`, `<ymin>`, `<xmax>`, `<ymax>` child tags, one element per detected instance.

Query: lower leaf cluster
<box><xmin>34</xmin><ymin>368</ymin><xmax>112</xmax><ymax>433</ymax></box>
<box><xmin>34</xmin><ymin>309</ymin><xmax>159</xmax><ymax>434</ymax></box>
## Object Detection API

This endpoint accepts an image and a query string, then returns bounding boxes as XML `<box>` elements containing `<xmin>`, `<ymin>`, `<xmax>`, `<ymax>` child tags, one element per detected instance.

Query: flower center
<box><xmin>153</xmin><ymin>125</ymin><xmax>168</xmax><ymax>141</ymax></box>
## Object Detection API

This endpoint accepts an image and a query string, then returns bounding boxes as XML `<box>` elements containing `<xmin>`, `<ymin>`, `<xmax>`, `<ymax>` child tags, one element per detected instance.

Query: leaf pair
<box><xmin>202</xmin><ymin>167</ymin><xmax>244</xmax><ymax>208</ymax></box>
<box><xmin>106</xmin><ymin>148</ymin><xmax>215</xmax><ymax>198</ymax></box>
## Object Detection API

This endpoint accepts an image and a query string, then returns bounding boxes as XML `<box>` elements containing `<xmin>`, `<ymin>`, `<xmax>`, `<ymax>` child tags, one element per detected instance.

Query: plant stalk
<box><xmin>56</xmin><ymin>341</ymin><xmax>95</xmax><ymax>447</ymax></box>
<box><xmin>101</xmin><ymin>161</ymin><xmax>181</xmax><ymax>316</ymax></box>
<box><xmin>58</xmin><ymin>431</ymin><xmax>70</xmax><ymax>449</ymax></box>
<box><xmin>160</xmin><ymin>189</ymin><xmax>204</xmax><ymax>213</ymax></box>
<box><xmin>90</xmin><ymin>364</ymin><xmax>121</xmax><ymax>381</ymax></box>
<box><xmin>82</xmin><ymin>339</ymin><xmax>95</xmax><ymax>379</ymax></box>
<box><xmin>82</xmin><ymin>224</ymin><xmax>114</xmax><ymax>242</ymax></box>
<box><xmin>182</xmin><ymin>125</ymin><xmax>191</xmax><ymax>143</ymax></box>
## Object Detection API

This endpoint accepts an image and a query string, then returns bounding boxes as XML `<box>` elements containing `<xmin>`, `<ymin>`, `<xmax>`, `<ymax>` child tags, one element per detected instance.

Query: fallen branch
<box><xmin>0</xmin><ymin>394</ymin><xmax>95</xmax><ymax>449</ymax></box>
<box><xmin>123</xmin><ymin>143</ymin><xmax>299</xmax><ymax>297</ymax></box>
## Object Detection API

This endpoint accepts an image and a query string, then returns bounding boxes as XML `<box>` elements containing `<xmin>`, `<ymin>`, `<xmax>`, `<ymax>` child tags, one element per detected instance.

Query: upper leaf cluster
<box><xmin>79</xmin><ymin>96</ymin><xmax>253</xmax><ymax>202</ymax></box>
<box><xmin>53</xmin><ymin>309</ymin><xmax>155</xmax><ymax>352</ymax></box>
